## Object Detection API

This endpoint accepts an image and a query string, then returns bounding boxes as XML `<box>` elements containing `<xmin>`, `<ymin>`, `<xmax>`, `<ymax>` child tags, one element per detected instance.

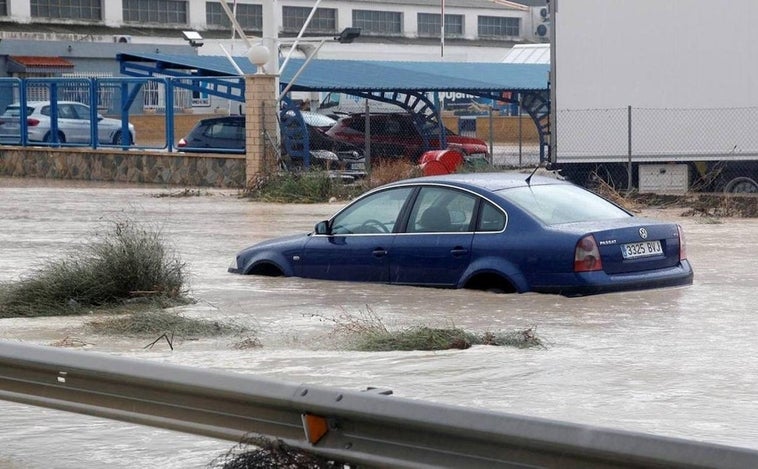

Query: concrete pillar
<box><xmin>244</xmin><ymin>74</ymin><xmax>278</xmax><ymax>185</ymax></box>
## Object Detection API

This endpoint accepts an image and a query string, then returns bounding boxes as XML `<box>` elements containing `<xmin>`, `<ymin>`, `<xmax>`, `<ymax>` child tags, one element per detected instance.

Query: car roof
<box><xmin>197</xmin><ymin>115</ymin><xmax>244</xmax><ymax>124</ymax></box>
<box><xmin>14</xmin><ymin>101</ymin><xmax>86</xmax><ymax>106</ymax></box>
<box><xmin>385</xmin><ymin>172</ymin><xmax>569</xmax><ymax>192</ymax></box>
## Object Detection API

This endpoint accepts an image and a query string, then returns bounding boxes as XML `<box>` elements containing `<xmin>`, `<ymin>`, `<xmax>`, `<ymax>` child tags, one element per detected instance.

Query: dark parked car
<box><xmin>177</xmin><ymin>112</ymin><xmax>364</xmax><ymax>172</ymax></box>
<box><xmin>228</xmin><ymin>172</ymin><xmax>693</xmax><ymax>296</ymax></box>
<box><xmin>325</xmin><ymin>112</ymin><xmax>490</xmax><ymax>162</ymax></box>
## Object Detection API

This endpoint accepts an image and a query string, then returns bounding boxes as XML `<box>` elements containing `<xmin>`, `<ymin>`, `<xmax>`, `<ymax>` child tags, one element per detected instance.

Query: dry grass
<box><xmin>310</xmin><ymin>306</ymin><xmax>545</xmax><ymax>351</ymax></box>
<box><xmin>367</xmin><ymin>159</ymin><xmax>421</xmax><ymax>188</ymax></box>
<box><xmin>0</xmin><ymin>218</ymin><xmax>188</xmax><ymax>318</ymax></box>
<box><xmin>589</xmin><ymin>175</ymin><xmax>757</xmax><ymax>218</ymax></box>
<box><xmin>211</xmin><ymin>436</ymin><xmax>346</xmax><ymax>469</ymax></box>
<box><xmin>85</xmin><ymin>311</ymin><xmax>249</xmax><ymax>339</ymax></box>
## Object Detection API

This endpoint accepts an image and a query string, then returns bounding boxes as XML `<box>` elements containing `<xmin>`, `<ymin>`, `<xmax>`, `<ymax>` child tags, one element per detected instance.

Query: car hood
<box><xmin>238</xmin><ymin>233</ymin><xmax>310</xmax><ymax>255</ymax></box>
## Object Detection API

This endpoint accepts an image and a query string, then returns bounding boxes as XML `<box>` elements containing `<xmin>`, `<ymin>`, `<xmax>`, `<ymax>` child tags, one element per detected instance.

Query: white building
<box><xmin>0</xmin><ymin>0</ymin><xmax>548</xmax><ymax>62</ymax></box>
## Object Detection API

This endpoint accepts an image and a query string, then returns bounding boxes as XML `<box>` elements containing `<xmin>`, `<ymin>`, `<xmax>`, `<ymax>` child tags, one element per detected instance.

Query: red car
<box><xmin>326</xmin><ymin>112</ymin><xmax>490</xmax><ymax>162</ymax></box>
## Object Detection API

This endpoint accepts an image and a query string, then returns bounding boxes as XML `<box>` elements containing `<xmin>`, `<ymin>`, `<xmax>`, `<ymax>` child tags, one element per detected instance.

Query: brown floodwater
<box><xmin>0</xmin><ymin>177</ymin><xmax>757</xmax><ymax>468</ymax></box>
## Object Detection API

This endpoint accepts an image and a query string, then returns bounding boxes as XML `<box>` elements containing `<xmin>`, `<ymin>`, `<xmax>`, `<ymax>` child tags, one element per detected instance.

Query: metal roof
<box><xmin>117</xmin><ymin>53</ymin><xmax>549</xmax><ymax>93</ymax></box>
<box><xmin>501</xmin><ymin>44</ymin><xmax>550</xmax><ymax>64</ymax></box>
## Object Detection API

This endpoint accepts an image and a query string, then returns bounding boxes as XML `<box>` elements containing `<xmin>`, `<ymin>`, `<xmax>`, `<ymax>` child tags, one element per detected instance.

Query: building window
<box><xmin>282</xmin><ymin>6</ymin><xmax>337</xmax><ymax>33</ymax></box>
<box><xmin>478</xmin><ymin>16</ymin><xmax>520</xmax><ymax>38</ymax></box>
<box><xmin>417</xmin><ymin>13</ymin><xmax>463</xmax><ymax>38</ymax></box>
<box><xmin>123</xmin><ymin>0</ymin><xmax>187</xmax><ymax>25</ymax></box>
<box><xmin>0</xmin><ymin>0</ymin><xmax>7</xmax><ymax>16</ymax></box>
<box><xmin>31</xmin><ymin>0</ymin><xmax>101</xmax><ymax>21</ymax></box>
<box><xmin>353</xmin><ymin>10</ymin><xmax>402</xmax><ymax>36</ymax></box>
<box><xmin>206</xmin><ymin>2</ymin><xmax>262</xmax><ymax>31</ymax></box>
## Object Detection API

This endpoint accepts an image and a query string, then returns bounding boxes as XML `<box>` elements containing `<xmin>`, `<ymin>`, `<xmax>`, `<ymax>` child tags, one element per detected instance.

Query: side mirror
<box><xmin>314</xmin><ymin>220</ymin><xmax>330</xmax><ymax>235</ymax></box>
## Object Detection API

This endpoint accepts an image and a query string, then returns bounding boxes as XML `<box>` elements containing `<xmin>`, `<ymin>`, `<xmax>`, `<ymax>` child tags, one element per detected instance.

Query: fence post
<box><xmin>627</xmin><ymin>105</ymin><xmax>633</xmax><ymax>191</ymax></box>
<box><xmin>488</xmin><ymin>105</ymin><xmax>494</xmax><ymax>165</ymax></box>
<box><xmin>364</xmin><ymin>99</ymin><xmax>371</xmax><ymax>175</ymax></box>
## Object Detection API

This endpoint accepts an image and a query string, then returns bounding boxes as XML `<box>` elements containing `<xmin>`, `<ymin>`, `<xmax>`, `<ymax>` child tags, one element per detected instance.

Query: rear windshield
<box><xmin>1</xmin><ymin>105</ymin><xmax>32</xmax><ymax>118</ymax></box>
<box><xmin>498</xmin><ymin>184</ymin><xmax>631</xmax><ymax>225</ymax></box>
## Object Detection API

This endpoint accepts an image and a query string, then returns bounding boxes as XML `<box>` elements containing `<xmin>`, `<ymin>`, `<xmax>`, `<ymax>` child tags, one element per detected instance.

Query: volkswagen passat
<box><xmin>229</xmin><ymin>173</ymin><xmax>693</xmax><ymax>296</ymax></box>
<box><xmin>0</xmin><ymin>101</ymin><xmax>135</xmax><ymax>145</ymax></box>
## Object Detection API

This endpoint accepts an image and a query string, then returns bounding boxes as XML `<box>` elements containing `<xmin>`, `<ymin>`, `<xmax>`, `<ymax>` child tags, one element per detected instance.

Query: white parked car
<box><xmin>0</xmin><ymin>101</ymin><xmax>135</xmax><ymax>145</ymax></box>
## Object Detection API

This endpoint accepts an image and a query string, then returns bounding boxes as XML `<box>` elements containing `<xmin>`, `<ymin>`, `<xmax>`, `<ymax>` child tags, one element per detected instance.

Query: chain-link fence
<box><xmin>553</xmin><ymin>106</ymin><xmax>758</xmax><ymax>193</ymax></box>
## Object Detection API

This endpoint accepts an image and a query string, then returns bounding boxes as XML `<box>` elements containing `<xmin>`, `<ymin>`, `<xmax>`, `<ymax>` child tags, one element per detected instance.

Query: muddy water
<box><xmin>0</xmin><ymin>178</ymin><xmax>757</xmax><ymax>468</ymax></box>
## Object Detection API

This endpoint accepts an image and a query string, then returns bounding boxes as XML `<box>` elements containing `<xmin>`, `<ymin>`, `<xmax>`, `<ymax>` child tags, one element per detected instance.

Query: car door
<box><xmin>56</xmin><ymin>103</ymin><xmax>87</xmax><ymax>142</ymax></box>
<box><xmin>390</xmin><ymin>186</ymin><xmax>476</xmax><ymax>287</ymax></box>
<box><xmin>298</xmin><ymin>186</ymin><xmax>414</xmax><ymax>282</ymax></box>
<box><xmin>70</xmin><ymin>103</ymin><xmax>96</xmax><ymax>143</ymax></box>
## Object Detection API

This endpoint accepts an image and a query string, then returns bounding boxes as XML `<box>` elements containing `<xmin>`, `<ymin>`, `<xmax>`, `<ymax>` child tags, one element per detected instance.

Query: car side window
<box><xmin>71</xmin><ymin>104</ymin><xmax>90</xmax><ymax>120</ymax></box>
<box><xmin>57</xmin><ymin>105</ymin><xmax>76</xmax><ymax>119</ymax></box>
<box><xmin>477</xmin><ymin>200</ymin><xmax>506</xmax><ymax>232</ymax></box>
<box><xmin>331</xmin><ymin>187</ymin><xmax>413</xmax><ymax>235</ymax></box>
<box><xmin>407</xmin><ymin>186</ymin><xmax>477</xmax><ymax>233</ymax></box>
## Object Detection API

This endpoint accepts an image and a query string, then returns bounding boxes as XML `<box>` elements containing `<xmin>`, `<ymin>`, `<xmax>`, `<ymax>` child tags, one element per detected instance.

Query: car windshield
<box><xmin>498</xmin><ymin>184</ymin><xmax>631</xmax><ymax>225</ymax></box>
<box><xmin>302</xmin><ymin>112</ymin><xmax>336</xmax><ymax>128</ymax></box>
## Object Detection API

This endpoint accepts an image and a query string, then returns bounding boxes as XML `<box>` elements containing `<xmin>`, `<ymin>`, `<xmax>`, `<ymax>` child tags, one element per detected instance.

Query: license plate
<box><xmin>621</xmin><ymin>240</ymin><xmax>663</xmax><ymax>259</ymax></box>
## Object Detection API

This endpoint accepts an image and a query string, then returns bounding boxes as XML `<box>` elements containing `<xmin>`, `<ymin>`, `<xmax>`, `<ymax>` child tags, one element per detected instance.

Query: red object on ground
<box><xmin>419</xmin><ymin>149</ymin><xmax>464</xmax><ymax>175</ymax></box>
<box><xmin>420</xmin><ymin>159</ymin><xmax>449</xmax><ymax>176</ymax></box>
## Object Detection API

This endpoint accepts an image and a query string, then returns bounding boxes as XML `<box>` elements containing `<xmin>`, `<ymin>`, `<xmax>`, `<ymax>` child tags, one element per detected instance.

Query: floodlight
<box><xmin>182</xmin><ymin>31</ymin><xmax>204</xmax><ymax>48</ymax></box>
<box><xmin>336</xmin><ymin>27</ymin><xmax>361</xmax><ymax>44</ymax></box>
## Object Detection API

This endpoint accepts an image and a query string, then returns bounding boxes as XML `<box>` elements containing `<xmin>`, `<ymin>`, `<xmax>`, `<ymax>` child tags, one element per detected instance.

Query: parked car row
<box><xmin>177</xmin><ymin>111</ymin><xmax>365</xmax><ymax>174</ymax></box>
<box><xmin>0</xmin><ymin>102</ymin><xmax>489</xmax><ymax>174</ymax></box>
<box><xmin>0</xmin><ymin>101</ymin><xmax>135</xmax><ymax>146</ymax></box>
<box><xmin>176</xmin><ymin>110</ymin><xmax>491</xmax><ymax>170</ymax></box>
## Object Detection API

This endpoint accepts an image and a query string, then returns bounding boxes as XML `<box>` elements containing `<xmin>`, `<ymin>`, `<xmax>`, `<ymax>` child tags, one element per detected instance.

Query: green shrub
<box><xmin>0</xmin><ymin>219</ymin><xmax>187</xmax><ymax>318</ymax></box>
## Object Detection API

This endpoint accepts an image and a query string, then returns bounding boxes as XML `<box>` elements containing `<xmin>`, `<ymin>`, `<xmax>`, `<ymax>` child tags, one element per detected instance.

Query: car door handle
<box><xmin>372</xmin><ymin>248</ymin><xmax>388</xmax><ymax>258</ymax></box>
<box><xmin>450</xmin><ymin>247</ymin><xmax>469</xmax><ymax>257</ymax></box>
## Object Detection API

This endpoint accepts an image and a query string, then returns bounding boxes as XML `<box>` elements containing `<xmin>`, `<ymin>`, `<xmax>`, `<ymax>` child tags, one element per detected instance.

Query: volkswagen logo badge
<box><xmin>639</xmin><ymin>228</ymin><xmax>648</xmax><ymax>239</ymax></box>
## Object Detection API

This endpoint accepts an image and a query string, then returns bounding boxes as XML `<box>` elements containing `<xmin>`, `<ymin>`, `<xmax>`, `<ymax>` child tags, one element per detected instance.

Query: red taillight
<box><xmin>177</xmin><ymin>138</ymin><xmax>187</xmax><ymax>148</ymax></box>
<box><xmin>574</xmin><ymin>234</ymin><xmax>603</xmax><ymax>272</ymax></box>
<box><xmin>27</xmin><ymin>118</ymin><xmax>40</xmax><ymax>127</ymax></box>
<box><xmin>677</xmin><ymin>225</ymin><xmax>687</xmax><ymax>261</ymax></box>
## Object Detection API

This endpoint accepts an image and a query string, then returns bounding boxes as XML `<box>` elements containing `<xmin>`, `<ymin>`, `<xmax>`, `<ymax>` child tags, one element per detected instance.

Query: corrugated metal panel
<box><xmin>501</xmin><ymin>44</ymin><xmax>550</xmax><ymax>64</ymax></box>
<box><xmin>117</xmin><ymin>53</ymin><xmax>549</xmax><ymax>92</ymax></box>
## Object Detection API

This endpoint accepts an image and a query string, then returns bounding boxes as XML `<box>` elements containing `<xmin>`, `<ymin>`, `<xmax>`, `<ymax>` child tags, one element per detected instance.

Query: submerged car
<box><xmin>229</xmin><ymin>173</ymin><xmax>693</xmax><ymax>296</ymax></box>
<box><xmin>0</xmin><ymin>101</ymin><xmax>135</xmax><ymax>145</ymax></box>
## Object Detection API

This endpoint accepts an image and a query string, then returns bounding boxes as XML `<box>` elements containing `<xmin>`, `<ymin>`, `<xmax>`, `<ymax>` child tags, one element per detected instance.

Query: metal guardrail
<box><xmin>1</xmin><ymin>340</ymin><xmax>757</xmax><ymax>468</ymax></box>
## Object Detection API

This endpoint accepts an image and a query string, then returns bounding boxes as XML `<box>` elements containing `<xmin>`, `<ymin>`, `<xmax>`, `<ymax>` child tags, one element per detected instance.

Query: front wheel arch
<box><xmin>246</xmin><ymin>262</ymin><xmax>285</xmax><ymax>277</ymax></box>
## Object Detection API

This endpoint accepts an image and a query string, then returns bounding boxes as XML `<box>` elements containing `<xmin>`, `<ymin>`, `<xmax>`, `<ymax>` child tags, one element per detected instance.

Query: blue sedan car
<box><xmin>229</xmin><ymin>173</ymin><xmax>693</xmax><ymax>296</ymax></box>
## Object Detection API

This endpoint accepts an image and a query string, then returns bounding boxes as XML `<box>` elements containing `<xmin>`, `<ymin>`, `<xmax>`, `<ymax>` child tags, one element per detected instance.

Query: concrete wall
<box><xmin>0</xmin><ymin>147</ymin><xmax>245</xmax><ymax>188</ymax></box>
